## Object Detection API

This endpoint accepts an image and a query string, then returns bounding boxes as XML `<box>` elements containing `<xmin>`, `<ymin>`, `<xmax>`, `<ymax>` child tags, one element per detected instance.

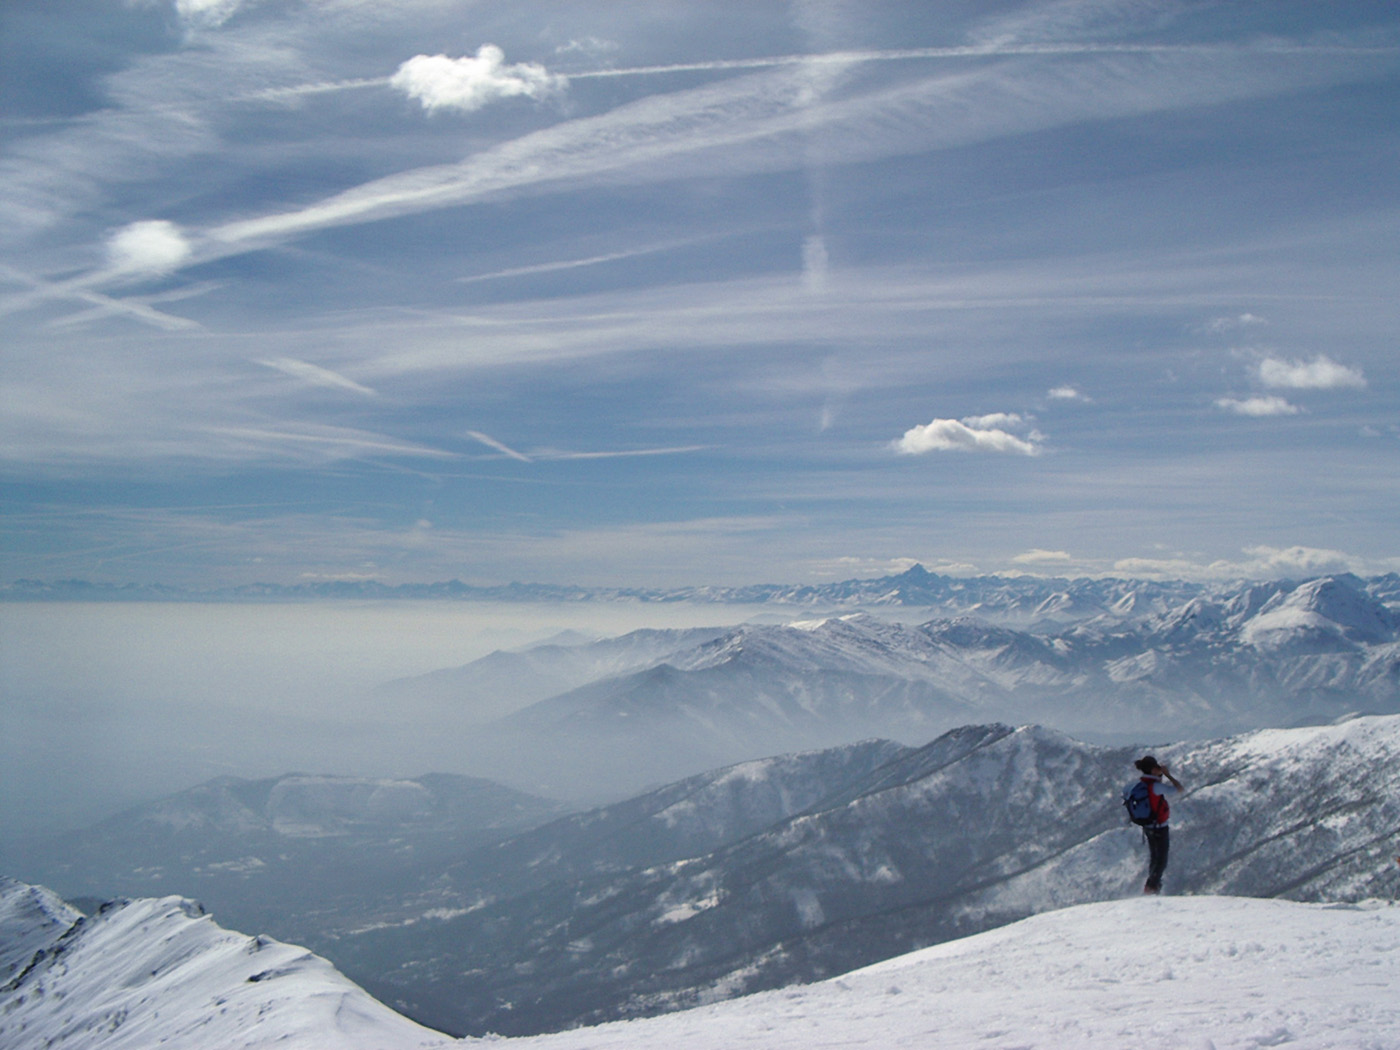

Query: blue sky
<box><xmin>2</xmin><ymin>0</ymin><xmax>1397</xmax><ymax>588</ymax></box>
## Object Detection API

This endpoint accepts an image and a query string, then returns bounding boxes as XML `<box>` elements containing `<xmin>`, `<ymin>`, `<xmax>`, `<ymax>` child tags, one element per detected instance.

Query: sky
<box><xmin>2</xmin><ymin>0</ymin><xmax>1398</xmax><ymax>589</ymax></box>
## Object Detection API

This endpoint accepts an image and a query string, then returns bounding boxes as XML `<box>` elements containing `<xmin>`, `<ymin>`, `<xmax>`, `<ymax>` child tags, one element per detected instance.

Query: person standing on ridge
<box><xmin>1124</xmin><ymin>755</ymin><xmax>1183</xmax><ymax>894</ymax></box>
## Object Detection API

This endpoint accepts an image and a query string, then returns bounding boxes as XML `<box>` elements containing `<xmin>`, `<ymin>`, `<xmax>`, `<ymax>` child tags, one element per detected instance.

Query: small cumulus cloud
<box><xmin>390</xmin><ymin>46</ymin><xmax>567</xmax><ymax>114</ymax></box>
<box><xmin>1256</xmin><ymin>354</ymin><xmax>1366</xmax><ymax>391</ymax></box>
<box><xmin>1047</xmin><ymin>385</ymin><xmax>1089</xmax><ymax>402</ymax></box>
<box><xmin>1012</xmin><ymin>548</ymin><xmax>1072</xmax><ymax>565</ymax></box>
<box><xmin>895</xmin><ymin>412</ymin><xmax>1043</xmax><ymax>456</ymax></box>
<box><xmin>555</xmin><ymin>37</ymin><xmax>620</xmax><ymax>60</ymax></box>
<box><xmin>1214</xmin><ymin>395</ymin><xmax>1300</xmax><ymax>417</ymax></box>
<box><xmin>106</xmin><ymin>220</ymin><xmax>192</xmax><ymax>275</ymax></box>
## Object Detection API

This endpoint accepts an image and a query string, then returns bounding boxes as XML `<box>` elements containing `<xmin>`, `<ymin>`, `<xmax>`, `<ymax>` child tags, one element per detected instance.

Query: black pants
<box><xmin>1144</xmin><ymin>825</ymin><xmax>1170</xmax><ymax>891</ymax></box>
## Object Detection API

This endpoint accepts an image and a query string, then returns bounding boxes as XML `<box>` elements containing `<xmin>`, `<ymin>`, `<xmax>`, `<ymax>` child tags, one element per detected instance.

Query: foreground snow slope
<box><xmin>4</xmin><ymin>879</ymin><xmax>1397</xmax><ymax>1049</ymax></box>
<box><xmin>0</xmin><ymin>881</ymin><xmax>452</xmax><ymax>1050</ymax></box>
<box><xmin>513</xmin><ymin>896</ymin><xmax>1400</xmax><ymax>1050</ymax></box>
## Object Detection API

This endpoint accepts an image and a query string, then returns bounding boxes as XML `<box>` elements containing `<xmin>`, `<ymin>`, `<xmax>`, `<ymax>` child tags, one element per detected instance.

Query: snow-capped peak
<box><xmin>1243</xmin><ymin>575</ymin><xmax>1399</xmax><ymax>648</ymax></box>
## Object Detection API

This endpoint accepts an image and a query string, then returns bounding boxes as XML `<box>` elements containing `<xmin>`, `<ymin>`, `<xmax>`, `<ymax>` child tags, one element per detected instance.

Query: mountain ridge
<box><xmin>337</xmin><ymin>714</ymin><xmax>1400</xmax><ymax>1036</ymax></box>
<box><xmin>418</xmin><ymin>576</ymin><xmax>1400</xmax><ymax>797</ymax></box>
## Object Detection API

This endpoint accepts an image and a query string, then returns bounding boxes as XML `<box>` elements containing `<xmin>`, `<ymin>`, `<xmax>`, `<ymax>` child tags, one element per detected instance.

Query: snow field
<box><xmin>507</xmin><ymin>897</ymin><xmax>1400</xmax><ymax>1050</ymax></box>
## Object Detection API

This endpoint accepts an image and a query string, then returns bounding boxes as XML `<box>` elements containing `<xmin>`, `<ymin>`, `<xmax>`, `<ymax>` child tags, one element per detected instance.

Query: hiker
<box><xmin>1124</xmin><ymin>755</ymin><xmax>1183</xmax><ymax>894</ymax></box>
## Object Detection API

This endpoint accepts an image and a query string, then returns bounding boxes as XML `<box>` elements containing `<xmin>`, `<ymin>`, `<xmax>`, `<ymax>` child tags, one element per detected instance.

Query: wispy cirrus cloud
<box><xmin>456</xmin><ymin>237</ymin><xmax>718</xmax><ymax>284</ymax></box>
<box><xmin>105</xmin><ymin>35</ymin><xmax>1395</xmax><ymax>278</ymax></box>
<box><xmin>466</xmin><ymin>429</ymin><xmax>705</xmax><ymax>462</ymax></box>
<box><xmin>257</xmin><ymin>358</ymin><xmax>378</xmax><ymax>397</ymax></box>
<box><xmin>894</xmin><ymin>412</ymin><xmax>1043</xmax><ymax>456</ymax></box>
<box><xmin>1204</xmin><ymin>312</ymin><xmax>1268</xmax><ymax>333</ymax></box>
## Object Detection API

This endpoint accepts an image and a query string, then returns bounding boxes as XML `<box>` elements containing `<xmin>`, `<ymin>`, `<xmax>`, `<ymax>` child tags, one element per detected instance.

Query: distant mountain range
<box><xmin>12</xmin><ymin>716</ymin><xmax>1400</xmax><ymax>1038</ymax></box>
<box><xmin>379</xmin><ymin>573</ymin><xmax>1400</xmax><ymax>798</ymax></box>
<box><xmin>0</xmin><ymin>563</ymin><xmax>1247</xmax><ymax>618</ymax></box>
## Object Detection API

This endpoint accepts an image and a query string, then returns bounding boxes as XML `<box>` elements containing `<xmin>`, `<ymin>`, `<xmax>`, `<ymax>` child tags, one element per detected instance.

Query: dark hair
<box><xmin>1135</xmin><ymin>756</ymin><xmax>1159</xmax><ymax>774</ymax></box>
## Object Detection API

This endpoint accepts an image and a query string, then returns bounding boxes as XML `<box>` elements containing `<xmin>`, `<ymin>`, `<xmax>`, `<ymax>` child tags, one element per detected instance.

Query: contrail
<box><xmin>544</xmin><ymin>40</ymin><xmax>1395</xmax><ymax>81</ymax></box>
<box><xmin>237</xmin><ymin>39</ymin><xmax>1395</xmax><ymax>106</ymax></box>
<box><xmin>465</xmin><ymin>430</ymin><xmax>533</xmax><ymax>462</ymax></box>
<box><xmin>245</xmin><ymin>77</ymin><xmax>390</xmax><ymax>104</ymax></box>
<box><xmin>564</xmin><ymin>42</ymin><xmax>1178</xmax><ymax>79</ymax></box>
<box><xmin>457</xmin><ymin>236</ymin><xmax>727</xmax><ymax>284</ymax></box>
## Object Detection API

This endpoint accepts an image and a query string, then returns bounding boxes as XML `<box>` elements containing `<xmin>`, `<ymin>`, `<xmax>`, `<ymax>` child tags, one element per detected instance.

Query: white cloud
<box><xmin>1256</xmin><ymin>354</ymin><xmax>1366</xmax><ymax>391</ymax></box>
<box><xmin>1012</xmin><ymin>548</ymin><xmax>1073</xmax><ymax>564</ymax></box>
<box><xmin>1214</xmin><ymin>395</ymin><xmax>1300</xmax><ymax>417</ymax></box>
<box><xmin>1239</xmin><ymin>544</ymin><xmax>1362</xmax><ymax>577</ymax></box>
<box><xmin>1205</xmin><ymin>312</ymin><xmax>1267</xmax><ymax>333</ymax></box>
<box><xmin>894</xmin><ymin>413</ymin><xmax>1043</xmax><ymax>456</ymax></box>
<box><xmin>106</xmin><ymin>221</ymin><xmax>192</xmax><ymax>274</ymax></box>
<box><xmin>961</xmin><ymin>411</ymin><xmax>1024</xmax><ymax>430</ymax></box>
<box><xmin>1114</xmin><ymin>544</ymin><xmax>1369</xmax><ymax>581</ymax></box>
<box><xmin>390</xmin><ymin>46</ymin><xmax>566</xmax><ymax>114</ymax></box>
<box><xmin>1047</xmin><ymin>385</ymin><xmax>1088</xmax><ymax>401</ymax></box>
<box><xmin>174</xmin><ymin>0</ymin><xmax>246</xmax><ymax>29</ymax></box>
<box><xmin>554</xmin><ymin>37</ymin><xmax>620</xmax><ymax>60</ymax></box>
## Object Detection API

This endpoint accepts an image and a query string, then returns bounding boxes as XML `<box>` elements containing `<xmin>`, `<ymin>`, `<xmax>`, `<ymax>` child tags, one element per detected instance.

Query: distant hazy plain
<box><xmin>0</xmin><ymin>601</ymin><xmax>775</xmax><ymax>839</ymax></box>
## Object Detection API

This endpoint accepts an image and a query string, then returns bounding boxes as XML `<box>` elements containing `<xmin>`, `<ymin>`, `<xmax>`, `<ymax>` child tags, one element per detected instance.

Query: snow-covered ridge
<box><xmin>511</xmin><ymin>896</ymin><xmax>1400</xmax><ymax>1050</ymax></box>
<box><xmin>5</xmin><ymin>878</ymin><xmax>1398</xmax><ymax>1050</ymax></box>
<box><xmin>12</xmin><ymin>716</ymin><xmax>1400</xmax><ymax>1041</ymax></box>
<box><xmin>0</xmin><ymin>880</ymin><xmax>452</xmax><ymax>1050</ymax></box>
<box><xmin>340</xmin><ymin>715</ymin><xmax>1400</xmax><ymax>1036</ymax></box>
<box><xmin>0</xmin><ymin>880</ymin><xmax>82</xmax><ymax>982</ymax></box>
